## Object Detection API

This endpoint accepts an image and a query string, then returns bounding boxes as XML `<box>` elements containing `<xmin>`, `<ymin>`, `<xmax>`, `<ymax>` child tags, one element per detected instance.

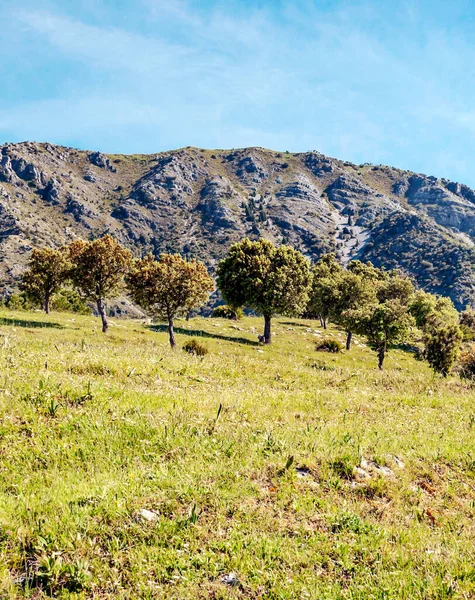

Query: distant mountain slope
<box><xmin>0</xmin><ymin>142</ymin><xmax>474</xmax><ymax>308</ymax></box>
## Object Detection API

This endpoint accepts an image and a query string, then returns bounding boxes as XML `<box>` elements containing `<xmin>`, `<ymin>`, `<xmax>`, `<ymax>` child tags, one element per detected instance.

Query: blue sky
<box><xmin>2</xmin><ymin>0</ymin><xmax>475</xmax><ymax>185</ymax></box>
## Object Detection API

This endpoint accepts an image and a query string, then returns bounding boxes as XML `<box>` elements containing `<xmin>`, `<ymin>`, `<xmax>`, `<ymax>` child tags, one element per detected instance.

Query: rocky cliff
<box><xmin>0</xmin><ymin>142</ymin><xmax>474</xmax><ymax>308</ymax></box>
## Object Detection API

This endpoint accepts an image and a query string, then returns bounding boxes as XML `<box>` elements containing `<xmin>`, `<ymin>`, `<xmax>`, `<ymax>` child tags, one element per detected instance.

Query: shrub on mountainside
<box><xmin>410</xmin><ymin>290</ymin><xmax>463</xmax><ymax>376</ymax></box>
<box><xmin>315</xmin><ymin>338</ymin><xmax>343</xmax><ymax>353</ymax></box>
<box><xmin>424</xmin><ymin>323</ymin><xmax>464</xmax><ymax>377</ymax></box>
<box><xmin>183</xmin><ymin>339</ymin><xmax>209</xmax><ymax>356</ymax></box>
<box><xmin>457</xmin><ymin>344</ymin><xmax>475</xmax><ymax>380</ymax></box>
<box><xmin>460</xmin><ymin>308</ymin><xmax>475</xmax><ymax>341</ymax></box>
<box><xmin>212</xmin><ymin>304</ymin><xmax>243</xmax><ymax>320</ymax></box>
<box><xmin>4</xmin><ymin>292</ymin><xmax>35</xmax><ymax>311</ymax></box>
<box><xmin>51</xmin><ymin>290</ymin><xmax>91</xmax><ymax>314</ymax></box>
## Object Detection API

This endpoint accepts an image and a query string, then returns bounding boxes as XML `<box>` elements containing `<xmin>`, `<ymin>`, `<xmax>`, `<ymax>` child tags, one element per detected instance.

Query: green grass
<box><xmin>0</xmin><ymin>310</ymin><xmax>474</xmax><ymax>598</ymax></box>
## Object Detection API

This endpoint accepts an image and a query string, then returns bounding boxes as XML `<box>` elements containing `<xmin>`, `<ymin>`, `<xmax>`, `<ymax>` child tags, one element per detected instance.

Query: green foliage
<box><xmin>183</xmin><ymin>339</ymin><xmax>209</xmax><ymax>356</ymax></box>
<box><xmin>0</xmin><ymin>310</ymin><xmax>475</xmax><ymax>597</ymax></box>
<box><xmin>411</xmin><ymin>291</ymin><xmax>463</xmax><ymax>375</ymax></box>
<box><xmin>307</xmin><ymin>253</ymin><xmax>343</xmax><ymax>326</ymax></box>
<box><xmin>212</xmin><ymin>304</ymin><xmax>243</xmax><ymax>320</ymax></box>
<box><xmin>457</xmin><ymin>343</ymin><xmax>475</xmax><ymax>379</ymax></box>
<box><xmin>128</xmin><ymin>253</ymin><xmax>214</xmax><ymax>348</ymax></box>
<box><xmin>410</xmin><ymin>290</ymin><xmax>459</xmax><ymax>330</ymax></box>
<box><xmin>331</xmin><ymin>269</ymin><xmax>377</xmax><ymax>348</ymax></box>
<box><xmin>315</xmin><ymin>338</ymin><xmax>343</xmax><ymax>353</ymax></box>
<box><xmin>68</xmin><ymin>235</ymin><xmax>133</xmax><ymax>332</ymax></box>
<box><xmin>460</xmin><ymin>308</ymin><xmax>475</xmax><ymax>341</ymax></box>
<box><xmin>424</xmin><ymin>324</ymin><xmax>464</xmax><ymax>376</ymax></box>
<box><xmin>50</xmin><ymin>289</ymin><xmax>91</xmax><ymax>314</ymax></box>
<box><xmin>217</xmin><ymin>238</ymin><xmax>312</xmax><ymax>343</ymax></box>
<box><xmin>348</xmin><ymin>273</ymin><xmax>416</xmax><ymax>369</ymax></box>
<box><xmin>21</xmin><ymin>247</ymin><xmax>72</xmax><ymax>313</ymax></box>
<box><xmin>5</xmin><ymin>292</ymin><xmax>34</xmax><ymax>311</ymax></box>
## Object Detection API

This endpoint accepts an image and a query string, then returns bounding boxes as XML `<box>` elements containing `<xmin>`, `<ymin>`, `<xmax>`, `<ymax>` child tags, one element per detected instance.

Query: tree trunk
<box><xmin>263</xmin><ymin>314</ymin><xmax>272</xmax><ymax>344</ymax></box>
<box><xmin>168</xmin><ymin>314</ymin><xmax>176</xmax><ymax>349</ymax></box>
<box><xmin>323</xmin><ymin>317</ymin><xmax>327</xmax><ymax>330</ymax></box>
<box><xmin>346</xmin><ymin>331</ymin><xmax>352</xmax><ymax>351</ymax></box>
<box><xmin>378</xmin><ymin>344</ymin><xmax>386</xmax><ymax>370</ymax></box>
<box><xmin>97</xmin><ymin>298</ymin><xmax>108</xmax><ymax>333</ymax></box>
<box><xmin>44</xmin><ymin>293</ymin><xmax>50</xmax><ymax>315</ymax></box>
<box><xmin>319</xmin><ymin>316</ymin><xmax>324</xmax><ymax>328</ymax></box>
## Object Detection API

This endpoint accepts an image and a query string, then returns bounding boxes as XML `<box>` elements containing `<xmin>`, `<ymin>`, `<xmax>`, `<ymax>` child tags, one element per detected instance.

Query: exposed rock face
<box><xmin>0</xmin><ymin>200</ymin><xmax>20</xmax><ymax>238</ymax></box>
<box><xmin>88</xmin><ymin>151</ymin><xmax>116</xmax><ymax>172</ymax></box>
<box><xmin>197</xmin><ymin>178</ymin><xmax>241</xmax><ymax>230</ymax></box>
<box><xmin>304</xmin><ymin>152</ymin><xmax>335</xmax><ymax>177</ymax></box>
<box><xmin>131</xmin><ymin>151</ymin><xmax>205</xmax><ymax>209</ymax></box>
<box><xmin>42</xmin><ymin>178</ymin><xmax>62</xmax><ymax>205</ymax></box>
<box><xmin>0</xmin><ymin>155</ymin><xmax>17</xmax><ymax>183</ymax></box>
<box><xmin>0</xmin><ymin>142</ymin><xmax>474</xmax><ymax>307</ymax></box>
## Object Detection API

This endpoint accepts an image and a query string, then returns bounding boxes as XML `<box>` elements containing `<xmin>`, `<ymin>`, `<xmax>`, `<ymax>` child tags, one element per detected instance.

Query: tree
<box><xmin>21</xmin><ymin>247</ymin><xmax>71</xmax><ymax>314</ymax></box>
<box><xmin>410</xmin><ymin>290</ymin><xmax>462</xmax><ymax>376</ymax></box>
<box><xmin>217</xmin><ymin>238</ymin><xmax>312</xmax><ymax>344</ymax></box>
<box><xmin>424</xmin><ymin>323</ymin><xmax>463</xmax><ymax>376</ymax></box>
<box><xmin>68</xmin><ymin>235</ymin><xmax>133</xmax><ymax>333</ymax></box>
<box><xmin>354</xmin><ymin>299</ymin><xmax>415</xmax><ymax>369</ymax></box>
<box><xmin>332</xmin><ymin>270</ymin><xmax>377</xmax><ymax>350</ymax></box>
<box><xmin>348</xmin><ymin>273</ymin><xmax>415</xmax><ymax>369</ymax></box>
<box><xmin>307</xmin><ymin>254</ymin><xmax>343</xmax><ymax>329</ymax></box>
<box><xmin>128</xmin><ymin>253</ymin><xmax>214</xmax><ymax>348</ymax></box>
<box><xmin>410</xmin><ymin>290</ymin><xmax>459</xmax><ymax>330</ymax></box>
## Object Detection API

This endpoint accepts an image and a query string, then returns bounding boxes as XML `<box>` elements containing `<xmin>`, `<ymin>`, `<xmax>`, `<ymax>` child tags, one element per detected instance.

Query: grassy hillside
<box><xmin>0</xmin><ymin>311</ymin><xmax>474</xmax><ymax>598</ymax></box>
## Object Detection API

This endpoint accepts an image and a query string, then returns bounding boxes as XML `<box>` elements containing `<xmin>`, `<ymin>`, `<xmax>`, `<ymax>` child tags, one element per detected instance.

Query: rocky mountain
<box><xmin>0</xmin><ymin>141</ymin><xmax>474</xmax><ymax>309</ymax></box>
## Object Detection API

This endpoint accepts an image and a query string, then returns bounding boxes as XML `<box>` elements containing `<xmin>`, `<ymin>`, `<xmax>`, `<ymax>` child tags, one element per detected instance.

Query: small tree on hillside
<box><xmin>69</xmin><ymin>235</ymin><xmax>133</xmax><ymax>333</ymax></box>
<box><xmin>332</xmin><ymin>270</ymin><xmax>377</xmax><ymax>350</ymax></box>
<box><xmin>354</xmin><ymin>299</ymin><xmax>415</xmax><ymax>369</ymax></box>
<box><xmin>217</xmin><ymin>238</ymin><xmax>312</xmax><ymax>344</ymax></box>
<box><xmin>21</xmin><ymin>247</ymin><xmax>71</xmax><ymax>314</ymax></box>
<box><xmin>410</xmin><ymin>290</ymin><xmax>459</xmax><ymax>329</ymax></box>
<box><xmin>127</xmin><ymin>253</ymin><xmax>214</xmax><ymax>348</ymax></box>
<box><xmin>349</xmin><ymin>273</ymin><xmax>415</xmax><ymax>369</ymax></box>
<box><xmin>307</xmin><ymin>253</ymin><xmax>343</xmax><ymax>329</ymax></box>
<box><xmin>424</xmin><ymin>322</ymin><xmax>463</xmax><ymax>376</ymax></box>
<box><xmin>410</xmin><ymin>291</ymin><xmax>463</xmax><ymax>376</ymax></box>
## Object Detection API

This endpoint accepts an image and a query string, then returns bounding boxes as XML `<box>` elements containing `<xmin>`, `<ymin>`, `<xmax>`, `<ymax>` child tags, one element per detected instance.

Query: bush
<box><xmin>315</xmin><ymin>338</ymin><xmax>343</xmax><ymax>353</ymax></box>
<box><xmin>51</xmin><ymin>290</ymin><xmax>91</xmax><ymax>314</ymax></box>
<box><xmin>212</xmin><ymin>305</ymin><xmax>243</xmax><ymax>320</ymax></box>
<box><xmin>183</xmin><ymin>339</ymin><xmax>209</xmax><ymax>357</ymax></box>
<box><xmin>424</xmin><ymin>324</ymin><xmax>463</xmax><ymax>376</ymax></box>
<box><xmin>5</xmin><ymin>293</ymin><xmax>34</xmax><ymax>311</ymax></box>
<box><xmin>458</xmin><ymin>344</ymin><xmax>475</xmax><ymax>380</ymax></box>
<box><xmin>460</xmin><ymin>308</ymin><xmax>475</xmax><ymax>341</ymax></box>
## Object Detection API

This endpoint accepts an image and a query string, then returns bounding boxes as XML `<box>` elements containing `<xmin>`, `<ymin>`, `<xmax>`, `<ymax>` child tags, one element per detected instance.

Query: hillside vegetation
<box><xmin>0</xmin><ymin>311</ymin><xmax>474</xmax><ymax>598</ymax></box>
<box><xmin>1</xmin><ymin>143</ymin><xmax>475</xmax><ymax>308</ymax></box>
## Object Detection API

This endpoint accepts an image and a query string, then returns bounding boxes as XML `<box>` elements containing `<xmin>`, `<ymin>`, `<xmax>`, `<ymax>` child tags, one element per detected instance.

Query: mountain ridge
<box><xmin>0</xmin><ymin>141</ymin><xmax>474</xmax><ymax>308</ymax></box>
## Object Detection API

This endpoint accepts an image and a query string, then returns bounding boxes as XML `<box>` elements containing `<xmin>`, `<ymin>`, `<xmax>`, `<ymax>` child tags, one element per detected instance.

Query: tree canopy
<box><xmin>69</xmin><ymin>235</ymin><xmax>133</xmax><ymax>332</ymax></box>
<box><xmin>128</xmin><ymin>253</ymin><xmax>214</xmax><ymax>348</ymax></box>
<box><xmin>217</xmin><ymin>238</ymin><xmax>312</xmax><ymax>343</ymax></box>
<box><xmin>307</xmin><ymin>254</ymin><xmax>343</xmax><ymax>329</ymax></box>
<box><xmin>21</xmin><ymin>247</ymin><xmax>71</xmax><ymax>314</ymax></box>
